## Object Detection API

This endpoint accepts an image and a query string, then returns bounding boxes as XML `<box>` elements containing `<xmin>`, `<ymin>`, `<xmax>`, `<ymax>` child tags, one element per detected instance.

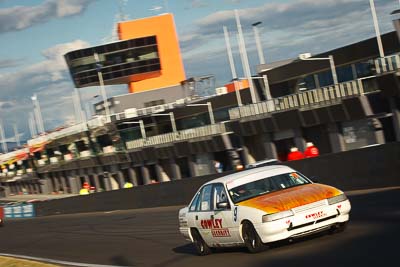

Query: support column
<box><xmin>128</xmin><ymin>168</ymin><xmax>138</xmax><ymax>186</ymax></box>
<box><xmin>390</xmin><ymin>97</ymin><xmax>400</xmax><ymax>141</ymax></box>
<box><xmin>370</xmin><ymin>118</ymin><xmax>385</xmax><ymax>144</ymax></box>
<box><xmin>116</xmin><ymin>171</ymin><xmax>125</xmax><ymax>188</ymax></box>
<box><xmin>169</xmin><ymin>158</ymin><xmax>182</xmax><ymax>180</ymax></box>
<box><xmin>141</xmin><ymin>165</ymin><xmax>151</xmax><ymax>185</ymax></box>
<box><xmin>60</xmin><ymin>175</ymin><xmax>68</xmax><ymax>193</ymax></box>
<box><xmin>103</xmin><ymin>174</ymin><xmax>112</xmax><ymax>191</ymax></box>
<box><xmin>293</xmin><ymin>128</ymin><xmax>306</xmax><ymax>152</ymax></box>
<box><xmin>40</xmin><ymin>177</ymin><xmax>52</xmax><ymax>194</ymax></box>
<box><xmin>27</xmin><ymin>183</ymin><xmax>34</xmax><ymax>194</ymax></box>
<box><xmin>155</xmin><ymin>163</ymin><xmax>171</xmax><ymax>182</ymax></box>
<box><xmin>241</xmin><ymin>145</ymin><xmax>253</xmax><ymax>165</ymax></box>
<box><xmin>53</xmin><ymin>175</ymin><xmax>60</xmax><ymax>193</ymax></box>
<box><xmin>188</xmin><ymin>156</ymin><xmax>198</xmax><ymax>178</ymax></box>
<box><xmin>92</xmin><ymin>174</ymin><xmax>101</xmax><ymax>192</ymax></box>
<box><xmin>68</xmin><ymin>176</ymin><xmax>79</xmax><ymax>194</ymax></box>
<box><xmin>261</xmin><ymin>134</ymin><xmax>278</xmax><ymax>159</ymax></box>
<box><xmin>328</xmin><ymin>123</ymin><xmax>346</xmax><ymax>153</ymax></box>
<box><xmin>34</xmin><ymin>183</ymin><xmax>41</xmax><ymax>194</ymax></box>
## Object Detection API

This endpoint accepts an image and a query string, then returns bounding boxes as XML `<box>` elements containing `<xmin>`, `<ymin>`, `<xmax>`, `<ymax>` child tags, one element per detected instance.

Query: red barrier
<box><xmin>0</xmin><ymin>206</ymin><xmax>4</xmax><ymax>226</ymax></box>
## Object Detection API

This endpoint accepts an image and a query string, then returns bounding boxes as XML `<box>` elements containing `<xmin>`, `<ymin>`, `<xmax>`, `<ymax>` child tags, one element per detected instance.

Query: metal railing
<box><xmin>125</xmin><ymin>123</ymin><xmax>229</xmax><ymax>150</ymax></box>
<box><xmin>374</xmin><ymin>54</ymin><xmax>400</xmax><ymax>74</ymax></box>
<box><xmin>229</xmin><ymin>77</ymin><xmax>376</xmax><ymax>120</ymax></box>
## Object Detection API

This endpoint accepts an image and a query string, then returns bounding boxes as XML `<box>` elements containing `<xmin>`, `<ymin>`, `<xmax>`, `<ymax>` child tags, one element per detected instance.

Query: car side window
<box><xmin>189</xmin><ymin>192</ymin><xmax>200</xmax><ymax>212</ymax></box>
<box><xmin>199</xmin><ymin>184</ymin><xmax>213</xmax><ymax>211</ymax></box>
<box><xmin>213</xmin><ymin>184</ymin><xmax>230</xmax><ymax>210</ymax></box>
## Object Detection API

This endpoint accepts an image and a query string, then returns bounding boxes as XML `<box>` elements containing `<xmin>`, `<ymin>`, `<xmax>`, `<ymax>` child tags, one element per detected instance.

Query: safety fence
<box><xmin>125</xmin><ymin>123</ymin><xmax>229</xmax><ymax>150</ymax></box>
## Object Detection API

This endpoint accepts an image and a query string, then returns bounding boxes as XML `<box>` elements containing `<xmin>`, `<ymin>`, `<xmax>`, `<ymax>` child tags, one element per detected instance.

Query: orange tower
<box><xmin>118</xmin><ymin>14</ymin><xmax>186</xmax><ymax>93</ymax></box>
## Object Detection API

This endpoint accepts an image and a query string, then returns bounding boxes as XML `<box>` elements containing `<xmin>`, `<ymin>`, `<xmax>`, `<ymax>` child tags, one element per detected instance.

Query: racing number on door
<box><xmin>233</xmin><ymin>206</ymin><xmax>238</xmax><ymax>222</ymax></box>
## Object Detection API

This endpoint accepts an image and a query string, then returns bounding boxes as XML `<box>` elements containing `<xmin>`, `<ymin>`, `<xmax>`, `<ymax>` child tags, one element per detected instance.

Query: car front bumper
<box><xmin>254</xmin><ymin>199</ymin><xmax>351</xmax><ymax>243</ymax></box>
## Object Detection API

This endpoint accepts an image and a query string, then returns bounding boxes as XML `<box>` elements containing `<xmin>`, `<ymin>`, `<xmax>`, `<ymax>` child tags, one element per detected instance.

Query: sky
<box><xmin>0</xmin><ymin>0</ymin><xmax>398</xmax><ymax>143</ymax></box>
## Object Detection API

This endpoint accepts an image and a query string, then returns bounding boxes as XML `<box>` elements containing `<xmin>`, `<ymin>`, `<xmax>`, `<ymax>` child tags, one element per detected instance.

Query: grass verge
<box><xmin>0</xmin><ymin>256</ymin><xmax>60</xmax><ymax>267</ymax></box>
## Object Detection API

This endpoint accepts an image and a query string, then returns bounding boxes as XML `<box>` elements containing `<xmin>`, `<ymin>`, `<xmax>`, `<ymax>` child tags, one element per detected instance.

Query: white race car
<box><xmin>178</xmin><ymin>165</ymin><xmax>351</xmax><ymax>255</ymax></box>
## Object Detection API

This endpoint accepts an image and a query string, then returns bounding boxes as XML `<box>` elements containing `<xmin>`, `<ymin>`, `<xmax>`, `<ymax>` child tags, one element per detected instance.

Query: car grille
<box><xmin>288</xmin><ymin>214</ymin><xmax>338</xmax><ymax>231</ymax></box>
<box><xmin>292</xmin><ymin>199</ymin><xmax>327</xmax><ymax>213</ymax></box>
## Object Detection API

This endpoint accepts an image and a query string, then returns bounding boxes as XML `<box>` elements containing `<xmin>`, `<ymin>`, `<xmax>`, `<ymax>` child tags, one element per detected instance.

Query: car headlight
<box><xmin>327</xmin><ymin>194</ymin><xmax>347</xmax><ymax>205</ymax></box>
<box><xmin>262</xmin><ymin>210</ymin><xmax>294</xmax><ymax>222</ymax></box>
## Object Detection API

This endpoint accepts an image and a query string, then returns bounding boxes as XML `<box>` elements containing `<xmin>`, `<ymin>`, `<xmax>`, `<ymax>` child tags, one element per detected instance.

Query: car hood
<box><xmin>237</xmin><ymin>183</ymin><xmax>342</xmax><ymax>214</ymax></box>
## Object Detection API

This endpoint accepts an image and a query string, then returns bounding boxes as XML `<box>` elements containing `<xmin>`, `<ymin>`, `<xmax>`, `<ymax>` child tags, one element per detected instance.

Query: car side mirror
<box><xmin>216</xmin><ymin>201</ymin><xmax>229</xmax><ymax>209</ymax></box>
<box><xmin>310</xmin><ymin>176</ymin><xmax>319</xmax><ymax>183</ymax></box>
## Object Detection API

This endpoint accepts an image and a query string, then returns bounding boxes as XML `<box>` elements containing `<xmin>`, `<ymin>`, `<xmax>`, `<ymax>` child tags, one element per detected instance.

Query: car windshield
<box><xmin>228</xmin><ymin>172</ymin><xmax>311</xmax><ymax>203</ymax></box>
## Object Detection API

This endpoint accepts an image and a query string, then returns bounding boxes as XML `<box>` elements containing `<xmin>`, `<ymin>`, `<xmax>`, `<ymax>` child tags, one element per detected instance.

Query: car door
<box><xmin>192</xmin><ymin>184</ymin><xmax>216</xmax><ymax>245</ymax></box>
<box><xmin>211</xmin><ymin>183</ymin><xmax>241</xmax><ymax>245</ymax></box>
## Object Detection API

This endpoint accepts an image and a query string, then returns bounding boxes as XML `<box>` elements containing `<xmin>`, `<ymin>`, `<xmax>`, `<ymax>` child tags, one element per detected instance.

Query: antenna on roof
<box><xmin>102</xmin><ymin>0</ymin><xmax>130</xmax><ymax>44</ymax></box>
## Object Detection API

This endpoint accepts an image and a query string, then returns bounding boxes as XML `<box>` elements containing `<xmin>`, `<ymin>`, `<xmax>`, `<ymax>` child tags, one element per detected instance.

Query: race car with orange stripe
<box><xmin>178</xmin><ymin>165</ymin><xmax>351</xmax><ymax>255</ymax></box>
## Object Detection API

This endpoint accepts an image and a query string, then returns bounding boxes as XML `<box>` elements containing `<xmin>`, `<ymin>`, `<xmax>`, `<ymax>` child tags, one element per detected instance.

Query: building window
<box><xmin>144</xmin><ymin>99</ymin><xmax>165</xmax><ymax>107</ymax></box>
<box><xmin>317</xmin><ymin>70</ymin><xmax>334</xmax><ymax>87</ymax></box>
<box><xmin>342</xmin><ymin>119</ymin><xmax>377</xmax><ymax>151</ymax></box>
<box><xmin>355</xmin><ymin>61</ymin><xmax>374</xmax><ymax>78</ymax></box>
<box><xmin>336</xmin><ymin>65</ymin><xmax>354</xmax><ymax>83</ymax></box>
<box><xmin>298</xmin><ymin>75</ymin><xmax>316</xmax><ymax>91</ymax></box>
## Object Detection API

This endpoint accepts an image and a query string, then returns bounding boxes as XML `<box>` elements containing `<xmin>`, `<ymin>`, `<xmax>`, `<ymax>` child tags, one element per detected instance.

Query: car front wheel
<box><xmin>242</xmin><ymin>221</ymin><xmax>266</xmax><ymax>253</ymax></box>
<box><xmin>191</xmin><ymin>229</ymin><xmax>212</xmax><ymax>256</ymax></box>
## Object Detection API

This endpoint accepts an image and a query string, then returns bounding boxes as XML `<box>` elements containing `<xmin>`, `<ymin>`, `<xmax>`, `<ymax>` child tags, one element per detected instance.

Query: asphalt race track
<box><xmin>1</xmin><ymin>187</ymin><xmax>399</xmax><ymax>267</ymax></box>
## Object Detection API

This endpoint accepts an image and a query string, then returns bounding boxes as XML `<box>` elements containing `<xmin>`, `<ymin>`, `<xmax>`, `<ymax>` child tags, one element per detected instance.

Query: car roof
<box><xmin>246</xmin><ymin>159</ymin><xmax>279</xmax><ymax>167</ymax></box>
<box><xmin>205</xmin><ymin>165</ymin><xmax>295</xmax><ymax>186</ymax></box>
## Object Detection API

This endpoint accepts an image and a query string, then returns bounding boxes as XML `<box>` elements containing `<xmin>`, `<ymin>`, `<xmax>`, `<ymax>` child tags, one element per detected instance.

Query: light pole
<box><xmin>13</xmin><ymin>124</ymin><xmax>20</xmax><ymax>147</ymax></box>
<box><xmin>151</xmin><ymin>112</ymin><xmax>177</xmax><ymax>133</ymax></box>
<box><xmin>94</xmin><ymin>53</ymin><xmax>111</xmax><ymax>123</ymax></box>
<box><xmin>252</xmin><ymin>21</ymin><xmax>272</xmax><ymax>101</ymax></box>
<box><xmin>187</xmin><ymin>102</ymin><xmax>215</xmax><ymax>125</ymax></box>
<box><xmin>121</xmin><ymin>120</ymin><xmax>146</xmax><ymax>139</ymax></box>
<box><xmin>235</xmin><ymin>9</ymin><xmax>257</xmax><ymax>104</ymax></box>
<box><xmin>223</xmin><ymin>26</ymin><xmax>242</xmax><ymax>107</ymax></box>
<box><xmin>369</xmin><ymin>0</ymin><xmax>385</xmax><ymax>58</ymax></box>
<box><xmin>31</xmin><ymin>94</ymin><xmax>45</xmax><ymax>134</ymax></box>
<box><xmin>300</xmin><ymin>55</ymin><xmax>338</xmax><ymax>86</ymax></box>
<box><xmin>0</xmin><ymin>120</ymin><xmax>7</xmax><ymax>153</ymax></box>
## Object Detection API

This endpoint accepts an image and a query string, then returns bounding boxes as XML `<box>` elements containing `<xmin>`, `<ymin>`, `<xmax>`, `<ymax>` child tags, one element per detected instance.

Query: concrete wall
<box><xmin>35</xmin><ymin>142</ymin><xmax>400</xmax><ymax>217</ymax></box>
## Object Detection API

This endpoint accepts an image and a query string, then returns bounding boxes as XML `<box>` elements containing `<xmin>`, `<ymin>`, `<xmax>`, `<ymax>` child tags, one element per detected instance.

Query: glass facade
<box><xmin>65</xmin><ymin>36</ymin><xmax>161</xmax><ymax>88</ymax></box>
<box><xmin>317</xmin><ymin>70</ymin><xmax>334</xmax><ymax>87</ymax></box>
<box><xmin>342</xmin><ymin>119</ymin><xmax>377</xmax><ymax>150</ymax></box>
<box><xmin>336</xmin><ymin>65</ymin><xmax>354</xmax><ymax>83</ymax></box>
<box><xmin>355</xmin><ymin>61</ymin><xmax>374</xmax><ymax>78</ymax></box>
<box><xmin>298</xmin><ymin>75</ymin><xmax>316</xmax><ymax>91</ymax></box>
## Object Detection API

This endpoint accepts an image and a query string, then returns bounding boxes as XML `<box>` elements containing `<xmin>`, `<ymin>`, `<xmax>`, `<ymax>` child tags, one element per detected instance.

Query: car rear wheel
<box><xmin>242</xmin><ymin>221</ymin><xmax>266</xmax><ymax>253</ymax></box>
<box><xmin>191</xmin><ymin>229</ymin><xmax>212</xmax><ymax>256</ymax></box>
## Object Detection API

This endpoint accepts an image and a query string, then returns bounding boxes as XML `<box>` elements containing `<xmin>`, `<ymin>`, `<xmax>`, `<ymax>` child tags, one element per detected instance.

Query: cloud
<box><xmin>181</xmin><ymin>0</ymin><xmax>397</xmax><ymax>80</ymax></box>
<box><xmin>0</xmin><ymin>59</ymin><xmax>24</xmax><ymax>69</ymax></box>
<box><xmin>0</xmin><ymin>40</ymin><xmax>91</xmax><ymax>137</ymax></box>
<box><xmin>0</xmin><ymin>0</ymin><xmax>95</xmax><ymax>34</ymax></box>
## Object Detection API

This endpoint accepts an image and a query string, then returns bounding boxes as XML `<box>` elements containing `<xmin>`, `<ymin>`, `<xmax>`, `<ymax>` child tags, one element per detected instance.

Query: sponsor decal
<box><xmin>201</xmin><ymin>218</ymin><xmax>223</xmax><ymax>229</ymax></box>
<box><xmin>211</xmin><ymin>228</ymin><xmax>231</xmax><ymax>237</ymax></box>
<box><xmin>201</xmin><ymin>218</ymin><xmax>231</xmax><ymax>237</ymax></box>
<box><xmin>305</xmin><ymin>211</ymin><xmax>326</xmax><ymax>220</ymax></box>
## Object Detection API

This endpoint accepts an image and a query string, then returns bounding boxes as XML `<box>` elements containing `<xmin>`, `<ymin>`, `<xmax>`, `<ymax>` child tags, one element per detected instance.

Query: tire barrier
<box><xmin>34</xmin><ymin>142</ymin><xmax>400</xmax><ymax>217</ymax></box>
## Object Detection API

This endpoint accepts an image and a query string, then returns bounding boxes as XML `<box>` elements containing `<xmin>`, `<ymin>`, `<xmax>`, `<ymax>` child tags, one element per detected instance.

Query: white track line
<box><xmin>0</xmin><ymin>253</ymin><xmax>129</xmax><ymax>267</ymax></box>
